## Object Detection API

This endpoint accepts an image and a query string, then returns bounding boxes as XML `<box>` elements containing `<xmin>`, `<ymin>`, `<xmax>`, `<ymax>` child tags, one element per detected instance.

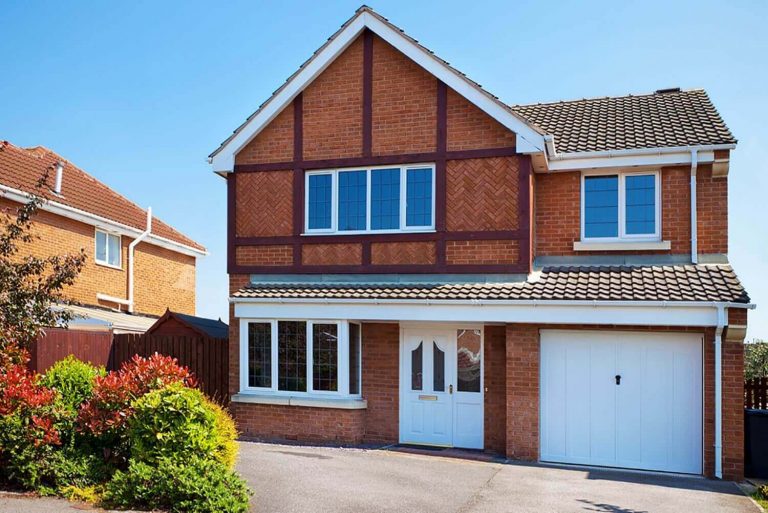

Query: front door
<box><xmin>399</xmin><ymin>328</ymin><xmax>484</xmax><ymax>448</ymax></box>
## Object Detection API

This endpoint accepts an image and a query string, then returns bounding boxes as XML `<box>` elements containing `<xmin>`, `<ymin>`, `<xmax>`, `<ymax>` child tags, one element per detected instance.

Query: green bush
<box><xmin>128</xmin><ymin>383</ymin><xmax>221</xmax><ymax>464</ymax></box>
<box><xmin>41</xmin><ymin>356</ymin><xmax>104</xmax><ymax>413</ymax></box>
<box><xmin>204</xmin><ymin>397</ymin><xmax>239</xmax><ymax>469</ymax></box>
<box><xmin>103</xmin><ymin>457</ymin><xmax>251</xmax><ymax>513</ymax></box>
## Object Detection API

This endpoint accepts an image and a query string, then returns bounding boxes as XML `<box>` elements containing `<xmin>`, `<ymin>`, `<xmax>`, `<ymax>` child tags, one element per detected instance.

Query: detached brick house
<box><xmin>0</xmin><ymin>142</ymin><xmax>206</xmax><ymax>327</ymax></box>
<box><xmin>211</xmin><ymin>7</ymin><xmax>752</xmax><ymax>480</ymax></box>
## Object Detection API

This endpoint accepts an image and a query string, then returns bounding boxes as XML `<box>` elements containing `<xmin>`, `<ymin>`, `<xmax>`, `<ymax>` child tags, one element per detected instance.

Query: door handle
<box><xmin>615</xmin><ymin>375</ymin><xmax>621</xmax><ymax>385</ymax></box>
<box><xmin>449</xmin><ymin>384</ymin><xmax>453</xmax><ymax>394</ymax></box>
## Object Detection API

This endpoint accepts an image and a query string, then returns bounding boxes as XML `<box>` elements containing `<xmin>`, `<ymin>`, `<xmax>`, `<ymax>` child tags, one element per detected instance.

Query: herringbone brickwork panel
<box><xmin>235</xmin><ymin>103</ymin><xmax>294</xmax><ymax>165</ymax></box>
<box><xmin>446</xmin><ymin>240</ymin><xmax>519</xmax><ymax>265</ymax></box>
<box><xmin>236</xmin><ymin>245</ymin><xmax>293</xmax><ymax>266</ymax></box>
<box><xmin>446</xmin><ymin>157</ymin><xmax>519</xmax><ymax>231</ymax></box>
<box><xmin>235</xmin><ymin>171</ymin><xmax>293</xmax><ymax>237</ymax></box>
<box><xmin>371</xmin><ymin>241</ymin><xmax>436</xmax><ymax>265</ymax></box>
<box><xmin>302</xmin><ymin>243</ymin><xmax>362</xmax><ymax>266</ymax></box>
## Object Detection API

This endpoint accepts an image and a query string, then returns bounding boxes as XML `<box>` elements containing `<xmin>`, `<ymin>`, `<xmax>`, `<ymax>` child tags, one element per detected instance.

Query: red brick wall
<box><xmin>505</xmin><ymin>324</ymin><xmax>540</xmax><ymax>461</ymax></box>
<box><xmin>303</xmin><ymin>37</ymin><xmax>363</xmax><ymax>160</ymax></box>
<box><xmin>361</xmin><ymin>323</ymin><xmax>400</xmax><ymax>443</ymax></box>
<box><xmin>371</xmin><ymin>36</ymin><xmax>436</xmax><ymax>155</ymax></box>
<box><xmin>302</xmin><ymin>243</ymin><xmax>362</xmax><ymax>266</ymax></box>
<box><xmin>534</xmin><ymin>165</ymin><xmax>726</xmax><ymax>257</ymax></box>
<box><xmin>235</xmin><ymin>171</ymin><xmax>293</xmax><ymax>237</ymax></box>
<box><xmin>446</xmin><ymin>240</ymin><xmax>519</xmax><ymax>265</ymax></box>
<box><xmin>235</xmin><ymin>245</ymin><xmax>293</xmax><ymax>267</ymax></box>
<box><xmin>484</xmin><ymin>325</ymin><xmax>507</xmax><ymax>454</ymax></box>
<box><xmin>446</xmin><ymin>157</ymin><xmax>520</xmax><ymax>231</ymax></box>
<box><xmin>236</xmin><ymin>103</ymin><xmax>294</xmax><ymax>165</ymax></box>
<box><xmin>447</xmin><ymin>89</ymin><xmax>516</xmax><ymax>151</ymax></box>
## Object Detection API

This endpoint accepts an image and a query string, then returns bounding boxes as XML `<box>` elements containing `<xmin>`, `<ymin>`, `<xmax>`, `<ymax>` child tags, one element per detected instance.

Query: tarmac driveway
<box><xmin>236</xmin><ymin>441</ymin><xmax>759</xmax><ymax>513</ymax></box>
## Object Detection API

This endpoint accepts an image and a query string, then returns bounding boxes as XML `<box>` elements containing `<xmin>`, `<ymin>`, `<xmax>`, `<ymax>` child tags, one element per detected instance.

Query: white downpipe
<box><xmin>714</xmin><ymin>304</ymin><xmax>725</xmax><ymax>479</ymax></box>
<box><xmin>691</xmin><ymin>150</ymin><xmax>699</xmax><ymax>264</ymax></box>
<box><xmin>127</xmin><ymin>208</ymin><xmax>152</xmax><ymax>313</ymax></box>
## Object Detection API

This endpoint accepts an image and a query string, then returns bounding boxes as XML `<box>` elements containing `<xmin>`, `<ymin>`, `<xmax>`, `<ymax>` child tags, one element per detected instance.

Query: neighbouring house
<box><xmin>0</xmin><ymin>141</ymin><xmax>207</xmax><ymax>327</ymax></box>
<box><xmin>210</xmin><ymin>6</ymin><xmax>753</xmax><ymax>480</ymax></box>
<box><xmin>147</xmin><ymin>309</ymin><xmax>228</xmax><ymax>339</ymax></box>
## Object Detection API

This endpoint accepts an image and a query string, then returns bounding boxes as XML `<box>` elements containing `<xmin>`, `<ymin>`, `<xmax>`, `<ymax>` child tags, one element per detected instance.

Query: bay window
<box><xmin>581</xmin><ymin>171</ymin><xmax>660</xmax><ymax>241</ymax></box>
<box><xmin>240</xmin><ymin>319</ymin><xmax>361</xmax><ymax>398</ymax></box>
<box><xmin>305</xmin><ymin>164</ymin><xmax>435</xmax><ymax>234</ymax></box>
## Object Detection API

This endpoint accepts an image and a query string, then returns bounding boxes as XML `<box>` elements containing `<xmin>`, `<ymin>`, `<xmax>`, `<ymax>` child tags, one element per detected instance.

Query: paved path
<box><xmin>235</xmin><ymin>441</ymin><xmax>760</xmax><ymax>513</ymax></box>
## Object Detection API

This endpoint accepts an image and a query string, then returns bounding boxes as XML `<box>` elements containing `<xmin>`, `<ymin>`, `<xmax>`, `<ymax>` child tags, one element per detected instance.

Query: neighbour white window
<box><xmin>241</xmin><ymin>319</ymin><xmax>361</xmax><ymax>397</ymax></box>
<box><xmin>581</xmin><ymin>171</ymin><xmax>660</xmax><ymax>241</ymax></box>
<box><xmin>95</xmin><ymin>229</ymin><xmax>121</xmax><ymax>267</ymax></box>
<box><xmin>305</xmin><ymin>164</ymin><xmax>435</xmax><ymax>234</ymax></box>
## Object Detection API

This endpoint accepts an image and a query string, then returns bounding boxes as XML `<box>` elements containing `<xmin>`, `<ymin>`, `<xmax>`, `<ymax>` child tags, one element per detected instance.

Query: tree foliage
<box><xmin>745</xmin><ymin>341</ymin><xmax>768</xmax><ymax>380</ymax></box>
<box><xmin>0</xmin><ymin>170</ymin><xmax>86</xmax><ymax>351</ymax></box>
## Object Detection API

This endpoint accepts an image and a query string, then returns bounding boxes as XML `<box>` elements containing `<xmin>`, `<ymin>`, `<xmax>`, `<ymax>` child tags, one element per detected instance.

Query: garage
<box><xmin>540</xmin><ymin>330</ymin><xmax>703</xmax><ymax>474</ymax></box>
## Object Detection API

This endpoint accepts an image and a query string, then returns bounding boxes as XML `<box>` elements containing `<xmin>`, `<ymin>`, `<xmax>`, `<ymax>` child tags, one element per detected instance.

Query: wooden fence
<box><xmin>746</xmin><ymin>377</ymin><xmax>768</xmax><ymax>409</ymax></box>
<box><xmin>32</xmin><ymin>330</ymin><xmax>229</xmax><ymax>404</ymax></box>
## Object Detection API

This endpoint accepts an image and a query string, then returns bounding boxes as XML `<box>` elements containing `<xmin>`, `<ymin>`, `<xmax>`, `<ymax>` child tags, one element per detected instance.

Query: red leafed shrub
<box><xmin>78</xmin><ymin>353</ymin><xmax>196</xmax><ymax>437</ymax></box>
<box><xmin>0</xmin><ymin>364</ymin><xmax>58</xmax><ymax>419</ymax></box>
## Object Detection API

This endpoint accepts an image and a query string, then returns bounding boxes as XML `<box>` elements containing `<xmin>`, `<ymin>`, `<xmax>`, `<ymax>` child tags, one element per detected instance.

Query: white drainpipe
<box><xmin>127</xmin><ymin>207</ymin><xmax>152</xmax><ymax>313</ymax></box>
<box><xmin>691</xmin><ymin>149</ymin><xmax>699</xmax><ymax>264</ymax></box>
<box><xmin>714</xmin><ymin>304</ymin><xmax>725</xmax><ymax>479</ymax></box>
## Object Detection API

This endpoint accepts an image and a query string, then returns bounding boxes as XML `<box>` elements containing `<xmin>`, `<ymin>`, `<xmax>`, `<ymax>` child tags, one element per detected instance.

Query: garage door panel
<box><xmin>541</xmin><ymin>330</ymin><xmax>703</xmax><ymax>474</ymax></box>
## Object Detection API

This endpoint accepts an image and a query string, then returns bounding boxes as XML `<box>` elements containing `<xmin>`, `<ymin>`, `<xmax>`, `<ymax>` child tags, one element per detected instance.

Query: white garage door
<box><xmin>540</xmin><ymin>330</ymin><xmax>703</xmax><ymax>474</ymax></box>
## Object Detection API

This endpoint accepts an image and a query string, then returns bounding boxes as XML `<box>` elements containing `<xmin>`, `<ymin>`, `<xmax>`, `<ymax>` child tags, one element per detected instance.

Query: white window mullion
<box><xmin>618</xmin><ymin>174</ymin><xmax>626</xmax><ymax>238</ymax></box>
<box><xmin>306</xmin><ymin>321</ymin><xmax>314</xmax><ymax>393</ymax></box>
<box><xmin>331</xmin><ymin>171</ymin><xmax>338</xmax><ymax>232</ymax></box>
<box><xmin>338</xmin><ymin>321</ymin><xmax>350</xmax><ymax>396</ymax></box>
<box><xmin>239</xmin><ymin>319</ymin><xmax>249</xmax><ymax>392</ymax></box>
<box><xmin>400</xmin><ymin>167</ymin><xmax>407</xmax><ymax>229</ymax></box>
<box><xmin>271</xmin><ymin>320</ymin><xmax>278</xmax><ymax>392</ymax></box>
<box><xmin>366</xmin><ymin>169</ymin><xmax>371</xmax><ymax>231</ymax></box>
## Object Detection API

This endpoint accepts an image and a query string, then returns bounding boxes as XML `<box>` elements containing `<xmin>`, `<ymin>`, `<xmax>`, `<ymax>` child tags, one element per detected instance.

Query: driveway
<box><xmin>236</xmin><ymin>442</ymin><xmax>760</xmax><ymax>513</ymax></box>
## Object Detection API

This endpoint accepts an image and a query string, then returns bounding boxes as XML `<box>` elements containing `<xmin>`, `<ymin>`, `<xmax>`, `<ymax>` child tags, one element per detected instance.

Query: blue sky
<box><xmin>1</xmin><ymin>0</ymin><xmax>766</xmax><ymax>339</ymax></box>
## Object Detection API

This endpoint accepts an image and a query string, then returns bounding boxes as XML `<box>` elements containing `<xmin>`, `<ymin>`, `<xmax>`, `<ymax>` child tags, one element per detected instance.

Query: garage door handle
<box><xmin>615</xmin><ymin>375</ymin><xmax>621</xmax><ymax>385</ymax></box>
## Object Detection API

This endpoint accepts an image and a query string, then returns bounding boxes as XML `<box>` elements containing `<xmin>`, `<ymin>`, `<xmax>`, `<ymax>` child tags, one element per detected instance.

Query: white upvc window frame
<box><xmin>239</xmin><ymin>318</ymin><xmax>361</xmax><ymax>399</ymax></box>
<box><xmin>94</xmin><ymin>228</ymin><xmax>122</xmax><ymax>269</ymax></box>
<box><xmin>304</xmin><ymin>163</ymin><xmax>436</xmax><ymax>235</ymax></box>
<box><xmin>580</xmin><ymin>169</ymin><xmax>661</xmax><ymax>242</ymax></box>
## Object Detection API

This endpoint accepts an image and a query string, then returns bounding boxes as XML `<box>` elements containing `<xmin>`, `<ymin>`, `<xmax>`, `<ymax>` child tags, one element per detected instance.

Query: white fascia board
<box><xmin>546</xmin><ymin>144</ymin><xmax>735</xmax><ymax>172</ymax></box>
<box><xmin>210</xmin><ymin>11</ymin><xmax>547</xmax><ymax>172</ymax></box>
<box><xmin>0</xmin><ymin>185</ymin><xmax>206</xmax><ymax>257</ymax></box>
<box><xmin>232</xmin><ymin>299</ymin><xmax>741</xmax><ymax>327</ymax></box>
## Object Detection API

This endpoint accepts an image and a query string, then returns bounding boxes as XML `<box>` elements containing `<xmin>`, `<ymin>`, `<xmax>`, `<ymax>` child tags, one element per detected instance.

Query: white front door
<box><xmin>399</xmin><ymin>328</ymin><xmax>484</xmax><ymax>449</ymax></box>
<box><xmin>540</xmin><ymin>330</ymin><xmax>703</xmax><ymax>474</ymax></box>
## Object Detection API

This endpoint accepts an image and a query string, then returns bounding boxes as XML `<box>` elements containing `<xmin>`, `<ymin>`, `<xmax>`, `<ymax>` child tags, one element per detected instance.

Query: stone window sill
<box><xmin>231</xmin><ymin>393</ymin><xmax>367</xmax><ymax>410</ymax></box>
<box><xmin>573</xmin><ymin>240</ymin><xmax>671</xmax><ymax>252</ymax></box>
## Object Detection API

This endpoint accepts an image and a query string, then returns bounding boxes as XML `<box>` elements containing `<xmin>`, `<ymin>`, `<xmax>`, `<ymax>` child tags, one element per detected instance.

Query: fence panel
<box><xmin>32</xmin><ymin>328</ymin><xmax>113</xmax><ymax>373</ymax></box>
<box><xmin>746</xmin><ymin>377</ymin><xmax>768</xmax><ymax>410</ymax></box>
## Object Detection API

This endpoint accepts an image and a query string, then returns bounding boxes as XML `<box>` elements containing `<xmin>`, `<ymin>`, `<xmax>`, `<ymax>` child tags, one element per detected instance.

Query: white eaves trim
<box><xmin>546</xmin><ymin>144</ymin><xmax>735</xmax><ymax>172</ymax></box>
<box><xmin>0</xmin><ymin>185</ymin><xmax>206</xmax><ymax>258</ymax></box>
<box><xmin>209</xmin><ymin>10</ymin><xmax>546</xmax><ymax>173</ymax></box>
<box><xmin>233</xmin><ymin>298</ymin><xmax>754</xmax><ymax>328</ymax></box>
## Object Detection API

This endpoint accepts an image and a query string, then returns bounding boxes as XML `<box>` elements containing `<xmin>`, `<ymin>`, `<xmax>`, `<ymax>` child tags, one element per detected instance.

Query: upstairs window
<box><xmin>95</xmin><ymin>229</ymin><xmax>121</xmax><ymax>267</ymax></box>
<box><xmin>582</xmin><ymin>171</ymin><xmax>660</xmax><ymax>241</ymax></box>
<box><xmin>305</xmin><ymin>164</ymin><xmax>435</xmax><ymax>234</ymax></box>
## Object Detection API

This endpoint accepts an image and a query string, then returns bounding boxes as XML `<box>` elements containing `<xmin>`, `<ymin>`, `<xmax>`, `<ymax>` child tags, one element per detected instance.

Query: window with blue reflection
<box><xmin>371</xmin><ymin>168</ymin><xmax>400</xmax><ymax>230</ymax></box>
<box><xmin>584</xmin><ymin>175</ymin><xmax>618</xmax><ymax>238</ymax></box>
<box><xmin>338</xmin><ymin>170</ymin><xmax>366</xmax><ymax>231</ymax></box>
<box><xmin>307</xmin><ymin>174</ymin><xmax>332</xmax><ymax>230</ymax></box>
<box><xmin>625</xmin><ymin>174</ymin><xmax>656</xmax><ymax>235</ymax></box>
<box><xmin>406</xmin><ymin>168</ymin><xmax>432</xmax><ymax>227</ymax></box>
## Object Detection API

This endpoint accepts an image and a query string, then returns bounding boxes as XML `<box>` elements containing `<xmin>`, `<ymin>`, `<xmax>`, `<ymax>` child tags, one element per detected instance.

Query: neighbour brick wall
<box><xmin>371</xmin><ymin>35</ymin><xmax>436</xmax><ymax>155</ymax></box>
<box><xmin>303</xmin><ymin>36</ymin><xmax>363</xmax><ymax>160</ymax></box>
<box><xmin>236</xmin><ymin>245</ymin><xmax>293</xmax><ymax>266</ymax></box>
<box><xmin>446</xmin><ymin>157</ymin><xmax>519</xmax><ymax>231</ymax></box>
<box><xmin>484</xmin><ymin>325</ymin><xmax>506</xmax><ymax>455</ymax></box>
<box><xmin>302</xmin><ymin>243</ymin><xmax>362</xmax><ymax>266</ymax></box>
<box><xmin>133</xmin><ymin>241</ymin><xmax>196</xmax><ymax>315</ymax></box>
<box><xmin>446</xmin><ymin>240</ymin><xmax>518</xmax><ymax>265</ymax></box>
<box><xmin>361</xmin><ymin>322</ymin><xmax>400</xmax><ymax>444</ymax></box>
<box><xmin>370</xmin><ymin>241</ymin><xmax>436</xmax><ymax>265</ymax></box>
<box><xmin>234</xmin><ymin>171</ymin><xmax>293</xmax><ymax>237</ymax></box>
<box><xmin>534</xmin><ymin>165</ymin><xmax>725</xmax><ymax>257</ymax></box>
<box><xmin>2</xmin><ymin>198</ymin><xmax>195</xmax><ymax>316</ymax></box>
<box><xmin>505</xmin><ymin>324</ymin><xmax>540</xmax><ymax>461</ymax></box>
<box><xmin>235</xmin><ymin>103</ymin><xmax>294</xmax><ymax>165</ymax></box>
<box><xmin>447</xmin><ymin>89</ymin><xmax>516</xmax><ymax>151</ymax></box>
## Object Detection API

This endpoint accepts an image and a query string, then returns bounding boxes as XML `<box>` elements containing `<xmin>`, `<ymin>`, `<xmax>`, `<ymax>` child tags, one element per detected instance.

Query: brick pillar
<box><xmin>505</xmin><ymin>324</ymin><xmax>539</xmax><ymax>461</ymax></box>
<box><xmin>722</xmin><ymin>316</ymin><xmax>746</xmax><ymax>481</ymax></box>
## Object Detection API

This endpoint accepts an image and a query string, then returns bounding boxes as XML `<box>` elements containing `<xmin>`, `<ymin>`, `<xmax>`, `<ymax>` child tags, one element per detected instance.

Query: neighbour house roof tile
<box><xmin>0</xmin><ymin>141</ymin><xmax>205</xmax><ymax>252</ymax></box>
<box><xmin>511</xmin><ymin>88</ymin><xmax>736</xmax><ymax>153</ymax></box>
<box><xmin>232</xmin><ymin>265</ymin><xmax>750</xmax><ymax>304</ymax></box>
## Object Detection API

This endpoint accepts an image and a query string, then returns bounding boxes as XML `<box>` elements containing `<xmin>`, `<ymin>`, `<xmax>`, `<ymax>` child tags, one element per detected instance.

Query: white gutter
<box><xmin>127</xmin><ymin>208</ymin><xmax>152</xmax><ymax>313</ymax></box>
<box><xmin>0</xmin><ymin>184</ymin><xmax>206</xmax><ymax>257</ymax></box>
<box><xmin>691</xmin><ymin>149</ymin><xmax>699</xmax><ymax>264</ymax></box>
<box><xmin>714</xmin><ymin>304</ymin><xmax>725</xmax><ymax>479</ymax></box>
<box><xmin>547</xmin><ymin>143</ymin><xmax>736</xmax><ymax>161</ymax></box>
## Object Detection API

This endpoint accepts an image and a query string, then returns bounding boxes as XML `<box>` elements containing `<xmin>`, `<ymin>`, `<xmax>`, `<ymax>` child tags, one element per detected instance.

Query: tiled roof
<box><xmin>232</xmin><ymin>265</ymin><xmax>749</xmax><ymax>304</ymax></box>
<box><xmin>511</xmin><ymin>89</ymin><xmax>736</xmax><ymax>153</ymax></box>
<box><xmin>0</xmin><ymin>141</ymin><xmax>205</xmax><ymax>252</ymax></box>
